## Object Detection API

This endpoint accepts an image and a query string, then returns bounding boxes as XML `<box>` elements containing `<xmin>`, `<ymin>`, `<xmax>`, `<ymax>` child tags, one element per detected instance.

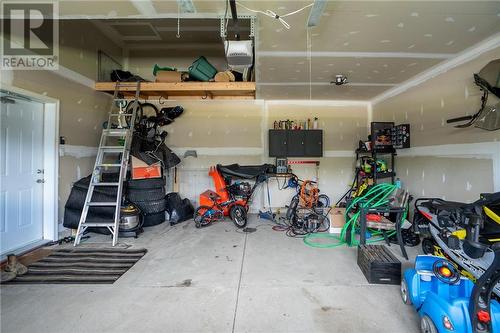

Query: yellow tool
<box><xmin>484</xmin><ymin>206</ymin><xmax>500</xmax><ymax>224</ymax></box>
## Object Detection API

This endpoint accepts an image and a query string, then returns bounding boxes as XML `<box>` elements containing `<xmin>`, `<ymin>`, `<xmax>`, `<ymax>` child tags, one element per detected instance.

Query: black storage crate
<box><xmin>357</xmin><ymin>245</ymin><xmax>401</xmax><ymax>285</ymax></box>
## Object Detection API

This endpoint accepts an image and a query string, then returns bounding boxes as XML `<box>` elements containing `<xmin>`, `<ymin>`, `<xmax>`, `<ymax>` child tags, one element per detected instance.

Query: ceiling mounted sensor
<box><xmin>225</xmin><ymin>40</ymin><xmax>253</xmax><ymax>69</ymax></box>
<box><xmin>332</xmin><ymin>74</ymin><xmax>348</xmax><ymax>86</ymax></box>
<box><xmin>307</xmin><ymin>0</ymin><xmax>327</xmax><ymax>27</ymax></box>
<box><xmin>176</xmin><ymin>0</ymin><xmax>196</xmax><ymax>13</ymax></box>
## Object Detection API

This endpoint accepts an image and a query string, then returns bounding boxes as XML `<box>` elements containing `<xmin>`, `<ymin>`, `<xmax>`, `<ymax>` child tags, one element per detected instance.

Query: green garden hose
<box><xmin>303</xmin><ymin>183</ymin><xmax>407</xmax><ymax>248</ymax></box>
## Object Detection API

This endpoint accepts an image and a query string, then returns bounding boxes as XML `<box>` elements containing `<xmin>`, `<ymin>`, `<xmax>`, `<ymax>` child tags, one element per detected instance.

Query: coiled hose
<box><xmin>303</xmin><ymin>183</ymin><xmax>406</xmax><ymax>248</ymax></box>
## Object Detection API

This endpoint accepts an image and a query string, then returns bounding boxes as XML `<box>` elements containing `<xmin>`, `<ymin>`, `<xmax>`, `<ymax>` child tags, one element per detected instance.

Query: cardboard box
<box><xmin>131</xmin><ymin>156</ymin><xmax>162</xmax><ymax>180</ymax></box>
<box><xmin>329</xmin><ymin>207</ymin><xmax>346</xmax><ymax>234</ymax></box>
<box><xmin>155</xmin><ymin>71</ymin><xmax>182</xmax><ymax>83</ymax></box>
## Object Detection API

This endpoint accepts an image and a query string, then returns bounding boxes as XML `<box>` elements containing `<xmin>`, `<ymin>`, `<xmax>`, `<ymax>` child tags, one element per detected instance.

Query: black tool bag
<box><xmin>130</xmin><ymin>134</ymin><xmax>180</xmax><ymax>169</ymax></box>
<box><xmin>110</xmin><ymin>69</ymin><xmax>146</xmax><ymax>82</ymax></box>
<box><xmin>165</xmin><ymin>193</ymin><xmax>194</xmax><ymax>225</ymax></box>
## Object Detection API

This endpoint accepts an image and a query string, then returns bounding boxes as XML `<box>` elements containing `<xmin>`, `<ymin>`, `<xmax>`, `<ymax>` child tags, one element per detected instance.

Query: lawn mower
<box><xmin>401</xmin><ymin>245</ymin><xmax>500</xmax><ymax>333</ymax></box>
<box><xmin>413</xmin><ymin>192</ymin><xmax>500</xmax><ymax>297</ymax></box>
<box><xmin>194</xmin><ymin>164</ymin><xmax>274</xmax><ymax>228</ymax></box>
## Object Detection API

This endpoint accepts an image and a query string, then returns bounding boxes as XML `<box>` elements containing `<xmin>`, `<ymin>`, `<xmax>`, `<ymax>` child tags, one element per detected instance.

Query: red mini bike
<box><xmin>194</xmin><ymin>164</ymin><xmax>272</xmax><ymax>229</ymax></box>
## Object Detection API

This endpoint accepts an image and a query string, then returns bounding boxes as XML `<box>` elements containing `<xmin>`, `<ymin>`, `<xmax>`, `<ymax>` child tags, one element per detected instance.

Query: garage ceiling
<box><xmin>58</xmin><ymin>0</ymin><xmax>500</xmax><ymax>100</ymax></box>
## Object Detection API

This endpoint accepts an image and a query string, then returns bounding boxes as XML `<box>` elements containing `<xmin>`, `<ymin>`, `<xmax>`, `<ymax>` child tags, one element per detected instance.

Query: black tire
<box><xmin>319</xmin><ymin>215</ymin><xmax>330</xmax><ymax>232</ymax></box>
<box><xmin>138</xmin><ymin>102</ymin><xmax>159</xmax><ymax>118</ymax></box>
<box><xmin>127</xmin><ymin>188</ymin><xmax>165</xmax><ymax>202</ymax></box>
<box><xmin>142</xmin><ymin>211</ymin><xmax>165</xmax><ymax>227</ymax></box>
<box><xmin>63</xmin><ymin>207</ymin><xmax>82</xmax><ymax>229</ymax></box>
<box><xmin>400</xmin><ymin>279</ymin><xmax>412</xmax><ymax>305</ymax></box>
<box><xmin>286</xmin><ymin>195</ymin><xmax>299</xmax><ymax>220</ymax></box>
<box><xmin>230</xmin><ymin>205</ymin><xmax>247</xmax><ymax>228</ymax></box>
<box><xmin>66</xmin><ymin>187</ymin><xmax>117</xmax><ymax>211</ymax></box>
<box><xmin>194</xmin><ymin>206</ymin><xmax>215</xmax><ymax>228</ymax></box>
<box><xmin>133</xmin><ymin>198</ymin><xmax>166</xmax><ymax>214</ymax></box>
<box><xmin>73</xmin><ymin>175</ymin><xmax>120</xmax><ymax>197</ymax></box>
<box><xmin>125</xmin><ymin>100</ymin><xmax>144</xmax><ymax>127</ymax></box>
<box><xmin>420</xmin><ymin>315</ymin><xmax>438</xmax><ymax>333</ymax></box>
<box><xmin>422</xmin><ymin>238</ymin><xmax>436</xmax><ymax>255</ymax></box>
<box><xmin>127</xmin><ymin>177</ymin><xmax>165</xmax><ymax>190</ymax></box>
<box><xmin>63</xmin><ymin>207</ymin><xmax>113</xmax><ymax>234</ymax></box>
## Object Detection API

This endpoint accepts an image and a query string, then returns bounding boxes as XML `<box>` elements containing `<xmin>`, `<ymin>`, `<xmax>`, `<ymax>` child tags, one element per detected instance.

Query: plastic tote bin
<box><xmin>188</xmin><ymin>56</ymin><xmax>217</xmax><ymax>81</ymax></box>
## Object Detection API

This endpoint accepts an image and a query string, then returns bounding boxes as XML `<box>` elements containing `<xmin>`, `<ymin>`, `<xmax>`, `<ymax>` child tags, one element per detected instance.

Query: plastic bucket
<box><xmin>188</xmin><ymin>56</ymin><xmax>217</xmax><ymax>81</ymax></box>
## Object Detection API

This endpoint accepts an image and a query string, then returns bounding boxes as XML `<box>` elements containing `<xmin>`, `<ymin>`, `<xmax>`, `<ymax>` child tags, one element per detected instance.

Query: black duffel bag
<box><xmin>165</xmin><ymin>193</ymin><xmax>194</xmax><ymax>225</ymax></box>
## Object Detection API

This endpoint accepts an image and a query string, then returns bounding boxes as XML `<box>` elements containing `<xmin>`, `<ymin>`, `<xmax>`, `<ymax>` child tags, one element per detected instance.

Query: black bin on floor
<box><xmin>357</xmin><ymin>245</ymin><xmax>401</xmax><ymax>285</ymax></box>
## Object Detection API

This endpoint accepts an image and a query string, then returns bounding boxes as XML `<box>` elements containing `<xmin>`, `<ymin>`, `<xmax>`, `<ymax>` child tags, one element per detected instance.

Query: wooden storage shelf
<box><xmin>95</xmin><ymin>82</ymin><xmax>256</xmax><ymax>100</ymax></box>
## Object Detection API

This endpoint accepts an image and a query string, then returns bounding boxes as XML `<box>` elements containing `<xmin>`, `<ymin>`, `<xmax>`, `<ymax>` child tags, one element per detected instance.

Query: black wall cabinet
<box><xmin>269</xmin><ymin>130</ymin><xmax>323</xmax><ymax>157</ymax></box>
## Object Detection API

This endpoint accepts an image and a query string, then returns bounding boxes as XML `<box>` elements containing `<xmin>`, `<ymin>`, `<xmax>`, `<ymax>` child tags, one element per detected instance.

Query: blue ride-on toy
<box><xmin>401</xmin><ymin>244</ymin><xmax>500</xmax><ymax>333</ymax></box>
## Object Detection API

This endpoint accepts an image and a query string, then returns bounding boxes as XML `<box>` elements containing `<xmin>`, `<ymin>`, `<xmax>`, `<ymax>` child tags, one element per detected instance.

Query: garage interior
<box><xmin>1</xmin><ymin>1</ymin><xmax>500</xmax><ymax>332</ymax></box>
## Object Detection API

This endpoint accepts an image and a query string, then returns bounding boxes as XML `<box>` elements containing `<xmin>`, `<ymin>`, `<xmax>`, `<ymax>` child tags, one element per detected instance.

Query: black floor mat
<box><xmin>4</xmin><ymin>248</ymin><xmax>147</xmax><ymax>284</ymax></box>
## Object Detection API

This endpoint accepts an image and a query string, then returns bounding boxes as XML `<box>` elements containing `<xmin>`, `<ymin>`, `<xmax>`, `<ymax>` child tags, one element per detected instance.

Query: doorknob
<box><xmin>37</xmin><ymin>169</ymin><xmax>44</xmax><ymax>174</ymax></box>
<box><xmin>36</xmin><ymin>179</ymin><xmax>45</xmax><ymax>183</ymax></box>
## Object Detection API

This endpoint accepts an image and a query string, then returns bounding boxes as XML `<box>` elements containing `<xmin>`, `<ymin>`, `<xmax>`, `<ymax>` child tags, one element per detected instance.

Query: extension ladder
<box><xmin>74</xmin><ymin>82</ymin><xmax>141</xmax><ymax>246</ymax></box>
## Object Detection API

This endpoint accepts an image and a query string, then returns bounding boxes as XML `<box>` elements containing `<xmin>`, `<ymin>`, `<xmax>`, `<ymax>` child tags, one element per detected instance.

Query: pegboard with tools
<box><xmin>370</xmin><ymin>122</ymin><xmax>411</xmax><ymax>152</ymax></box>
<box><xmin>391</xmin><ymin>124</ymin><xmax>410</xmax><ymax>149</ymax></box>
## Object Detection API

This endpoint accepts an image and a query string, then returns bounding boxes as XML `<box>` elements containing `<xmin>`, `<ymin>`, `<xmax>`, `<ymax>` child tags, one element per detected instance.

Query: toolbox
<box><xmin>357</xmin><ymin>245</ymin><xmax>401</xmax><ymax>285</ymax></box>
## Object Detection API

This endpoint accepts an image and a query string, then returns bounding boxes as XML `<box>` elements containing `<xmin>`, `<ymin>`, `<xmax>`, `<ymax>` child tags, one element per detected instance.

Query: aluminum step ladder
<box><xmin>74</xmin><ymin>82</ymin><xmax>141</xmax><ymax>246</ymax></box>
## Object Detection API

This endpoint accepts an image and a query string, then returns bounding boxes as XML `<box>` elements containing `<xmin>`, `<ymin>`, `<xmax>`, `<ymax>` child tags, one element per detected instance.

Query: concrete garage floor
<box><xmin>1</xmin><ymin>215</ymin><xmax>421</xmax><ymax>333</ymax></box>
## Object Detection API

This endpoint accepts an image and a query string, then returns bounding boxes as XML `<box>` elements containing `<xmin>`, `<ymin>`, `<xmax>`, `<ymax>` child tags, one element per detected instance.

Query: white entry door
<box><xmin>1</xmin><ymin>95</ymin><xmax>45</xmax><ymax>255</ymax></box>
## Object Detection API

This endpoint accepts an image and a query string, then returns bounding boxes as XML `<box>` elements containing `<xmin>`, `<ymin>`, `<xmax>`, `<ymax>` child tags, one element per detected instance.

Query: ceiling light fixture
<box><xmin>331</xmin><ymin>74</ymin><xmax>348</xmax><ymax>85</ymax></box>
<box><xmin>307</xmin><ymin>0</ymin><xmax>327</xmax><ymax>27</ymax></box>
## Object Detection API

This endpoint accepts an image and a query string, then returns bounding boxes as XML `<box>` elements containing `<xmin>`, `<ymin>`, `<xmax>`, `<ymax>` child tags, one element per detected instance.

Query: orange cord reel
<box><xmin>299</xmin><ymin>180</ymin><xmax>319</xmax><ymax>208</ymax></box>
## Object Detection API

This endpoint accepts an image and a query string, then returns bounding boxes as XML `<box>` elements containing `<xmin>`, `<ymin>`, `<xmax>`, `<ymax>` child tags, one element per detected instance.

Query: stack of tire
<box><xmin>126</xmin><ymin>177</ymin><xmax>166</xmax><ymax>227</ymax></box>
<box><xmin>63</xmin><ymin>174</ymin><xmax>118</xmax><ymax>231</ymax></box>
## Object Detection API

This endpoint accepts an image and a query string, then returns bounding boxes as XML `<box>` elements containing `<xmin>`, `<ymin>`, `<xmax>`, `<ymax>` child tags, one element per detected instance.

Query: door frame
<box><xmin>2</xmin><ymin>84</ymin><xmax>60</xmax><ymax>249</ymax></box>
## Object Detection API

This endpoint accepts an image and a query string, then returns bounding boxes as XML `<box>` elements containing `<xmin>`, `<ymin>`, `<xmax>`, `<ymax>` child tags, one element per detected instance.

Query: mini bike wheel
<box><xmin>421</xmin><ymin>238</ymin><xmax>436</xmax><ymax>255</ymax></box>
<box><xmin>286</xmin><ymin>195</ymin><xmax>299</xmax><ymax>220</ymax></box>
<box><xmin>420</xmin><ymin>315</ymin><xmax>438</xmax><ymax>333</ymax></box>
<box><xmin>125</xmin><ymin>100</ymin><xmax>144</xmax><ymax>127</ymax></box>
<box><xmin>400</xmin><ymin>279</ymin><xmax>412</xmax><ymax>305</ymax></box>
<box><xmin>230</xmin><ymin>205</ymin><xmax>247</xmax><ymax>228</ymax></box>
<box><xmin>194</xmin><ymin>206</ymin><xmax>217</xmax><ymax>228</ymax></box>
